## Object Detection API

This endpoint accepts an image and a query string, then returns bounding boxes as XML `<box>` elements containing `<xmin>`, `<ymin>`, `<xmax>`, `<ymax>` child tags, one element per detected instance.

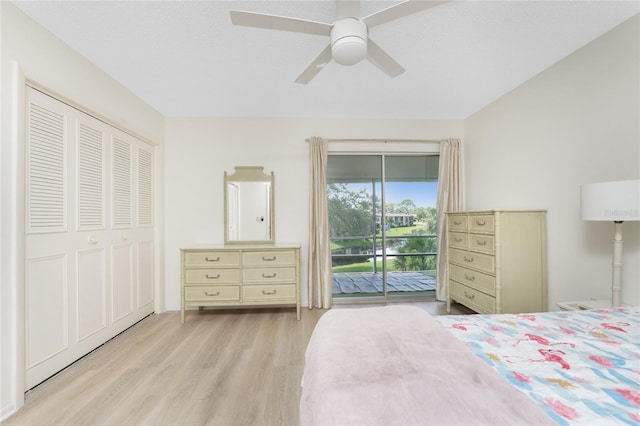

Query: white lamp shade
<box><xmin>581</xmin><ymin>179</ymin><xmax>640</xmax><ymax>221</ymax></box>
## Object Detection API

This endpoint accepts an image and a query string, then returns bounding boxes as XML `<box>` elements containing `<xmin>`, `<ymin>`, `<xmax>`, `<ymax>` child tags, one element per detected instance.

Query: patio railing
<box><xmin>330</xmin><ymin>234</ymin><xmax>437</xmax><ymax>274</ymax></box>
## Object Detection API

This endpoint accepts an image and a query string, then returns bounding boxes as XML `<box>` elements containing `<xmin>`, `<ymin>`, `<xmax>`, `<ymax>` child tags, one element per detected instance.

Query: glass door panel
<box><xmin>384</xmin><ymin>156</ymin><xmax>438</xmax><ymax>297</ymax></box>
<box><xmin>328</xmin><ymin>154</ymin><xmax>438</xmax><ymax>300</ymax></box>
<box><xmin>328</xmin><ymin>156</ymin><xmax>383</xmax><ymax>298</ymax></box>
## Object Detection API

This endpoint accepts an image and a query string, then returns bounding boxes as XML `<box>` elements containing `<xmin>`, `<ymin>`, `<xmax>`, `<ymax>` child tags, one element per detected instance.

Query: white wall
<box><xmin>163</xmin><ymin>118</ymin><xmax>463</xmax><ymax>311</ymax></box>
<box><xmin>464</xmin><ymin>15</ymin><xmax>640</xmax><ymax>309</ymax></box>
<box><xmin>1</xmin><ymin>2</ymin><xmax>164</xmax><ymax>418</ymax></box>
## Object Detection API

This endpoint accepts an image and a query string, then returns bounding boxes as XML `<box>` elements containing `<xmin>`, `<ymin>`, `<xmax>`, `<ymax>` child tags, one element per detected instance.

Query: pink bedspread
<box><xmin>436</xmin><ymin>307</ymin><xmax>640</xmax><ymax>425</ymax></box>
<box><xmin>300</xmin><ymin>305</ymin><xmax>554</xmax><ymax>425</ymax></box>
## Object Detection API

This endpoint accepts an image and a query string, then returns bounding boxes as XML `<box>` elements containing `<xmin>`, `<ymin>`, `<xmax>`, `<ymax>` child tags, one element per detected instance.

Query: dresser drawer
<box><xmin>243</xmin><ymin>284</ymin><xmax>296</xmax><ymax>302</ymax></box>
<box><xmin>243</xmin><ymin>251</ymin><xmax>296</xmax><ymax>267</ymax></box>
<box><xmin>185</xmin><ymin>269</ymin><xmax>240</xmax><ymax>285</ymax></box>
<box><xmin>469</xmin><ymin>214</ymin><xmax>495</xmax><ymax>233</ymax></box>
<box><xmin>447</xmin><ymin>215</ymin><xmax>468</xmax><ymax>231</ymax></box>
<box><xmin>469</xmin><ymin>234</ymin><xmax>495</xmax><ymax>254</ymax></box>
<box><xmin>184</xmin><ymin>251</ymin><xmax>240</xmax><ymax>268</ymax></box>
<box><xmin>243</xmin><ymin>267</ymin><xmax>296</xmax><ymax>283</ymax></box>
<box><xmin>449</xmin><ymin>232</ymin><xmax>468</xmax><ymax>249</ymax></box>
<box><xmin>449</xmin><ymin>264</ymin><xmax>496</xmax><ymax>296</ymax></box>
<box><xmin>184</xmin><ymin>285</ymin><xmax>240</xmax><ymax>302</ymax></box>
<box><xmin>449</xmin><ymin>281</ymin><xmax>496</xmax><ymax>314</ymax></box>
<box><xmin>449</xmin><ymin>248</ymin><xmax>495</xmax><ymax>274</ymax></box>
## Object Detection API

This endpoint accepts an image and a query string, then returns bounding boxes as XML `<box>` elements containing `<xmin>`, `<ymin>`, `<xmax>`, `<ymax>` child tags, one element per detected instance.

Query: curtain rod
<box><xmin>305</xmin><ymin>138</ymin><xmax>441</xmax><ymax>143</ymax></box>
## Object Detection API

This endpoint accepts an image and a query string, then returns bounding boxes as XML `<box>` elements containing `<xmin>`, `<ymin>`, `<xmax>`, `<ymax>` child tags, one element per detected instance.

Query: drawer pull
<box><xmin>476</xmin><ymin>240</ymin><xmax>487</xmax><ymax>246</ymax></box>
<box><xmin>262</xmin><ymin>289</ymin><xmax>277</xmax><ymax>295</ymax></box>
<box><xmin>464</xmin><ymin>274</ymin><xmax>475</xmax><ymax>282</ymax></box>
<box><xmin>262</xmin><ymin>256</ymin><xmax>277</xmax><ymax>261</ymax></box>
<box><xmin>463</xmin><ymin>255</ymin><xmax>474</xmax><ymax>263</ymax></box>
<box><xmin>262</xmin><ymin>273</ymin><xmax>277</xmax><ymax>278</ymax></box>
<box><xmin>204</xmin><ymin>291</ymin><xmax>220</xmax><ymax>297</ymax></box>
<box><xmin>453</xmin><ymin>220</ymin><xmax>462</xmax><ymax>225</ymax></box>
<box><xmin>454</xmin><ymin>237</ymin><xmax>462</xmax><ymax>243</ymax></box>
<box><xmin>205</xmin><ymin>257</ymin><xmax>220</xmax><ymax>262</ymax></box>
<box><xmin>463</xmin><ymin>291</ymin><xmax>475</xmax><ymax>300</ymax></box>
<box><xmin>476</xmin><ymin>220</ymin><xmax>486</xmax><ymax>226</ymax></box>
<box><xmin>205</xmin><ymin>274</ymin><xmax>220</xmax><ymax>279</ymax></box>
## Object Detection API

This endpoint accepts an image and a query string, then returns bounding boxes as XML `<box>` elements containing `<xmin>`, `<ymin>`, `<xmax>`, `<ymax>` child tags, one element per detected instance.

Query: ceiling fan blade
<box><xmin>230</xmin><ymin>10</ymin><xmax>331</xmax><ymax>36</ymax></box>
<box><xmin>295</xmin><ymin>45</ymin><xmax>333</xmax><ymax>84</ymax></box>
<box><xmin>366</xmin><ymin>39</ymin><xmax>405</xmax><ymax>78</ymax></box>
<box><xmin>336</xmin><ymin>0</ymin><xmax>360</xmax><ymax>20</ymax></box>
<box><xmin>362</xmin><ymin>0</ymin><xmax>452</xmax><ymax>29</ymax></box>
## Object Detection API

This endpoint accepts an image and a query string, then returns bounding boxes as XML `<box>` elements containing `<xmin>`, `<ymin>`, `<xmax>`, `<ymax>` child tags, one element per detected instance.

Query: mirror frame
<box><xmin>224</xmin><ymin>166</ymin><xmax>275</xmax><ymax>244</ymax></box>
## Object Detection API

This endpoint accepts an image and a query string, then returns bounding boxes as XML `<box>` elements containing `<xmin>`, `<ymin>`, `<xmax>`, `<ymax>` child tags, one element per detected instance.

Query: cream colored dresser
<box><xmin>446</xmin><ymin>210</ymin><xmax>547</xmax><ymax>314</ymax></box>
<box><xmin>180</xmin><ymin>244</ymin><xmax>300</xmax><ymax>322</ymax></box>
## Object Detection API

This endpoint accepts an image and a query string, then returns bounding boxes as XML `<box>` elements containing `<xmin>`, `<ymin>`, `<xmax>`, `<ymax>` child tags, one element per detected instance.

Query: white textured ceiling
<box><xmin>12</xmin><ymin>0</ymin><xmax>640</xmax><ymax>119</ymax></box>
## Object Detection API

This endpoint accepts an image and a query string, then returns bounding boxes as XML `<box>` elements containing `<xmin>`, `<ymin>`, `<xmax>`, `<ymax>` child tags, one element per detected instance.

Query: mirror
<box><xmin>224</xmin><ymin>166</ymin><xmax>274</xmax><ymax>244</ymax></box>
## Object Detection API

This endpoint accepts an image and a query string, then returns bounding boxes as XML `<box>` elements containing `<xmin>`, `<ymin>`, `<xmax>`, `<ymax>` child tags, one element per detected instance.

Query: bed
<box><xmin>299</xmin><ymin>305</ymin><xmax>639</xmax><ymax>426</ymax></box>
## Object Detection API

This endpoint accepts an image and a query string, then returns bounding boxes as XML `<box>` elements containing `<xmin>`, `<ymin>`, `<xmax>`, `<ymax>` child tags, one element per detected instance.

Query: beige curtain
<box><xmin>436</xmin><ymin>138</ymin><xmax>463</xmax><ymax>301</ymax></box>
<box><xmin>308</xmin><ymin>137</ymin><xmax>332</xmax><ymax>309</ymax></box>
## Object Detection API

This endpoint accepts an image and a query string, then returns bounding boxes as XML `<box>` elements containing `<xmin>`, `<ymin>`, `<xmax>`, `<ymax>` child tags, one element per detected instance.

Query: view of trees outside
<box><xmin>329</xmin><ymin>181</ymin><xmax>438</xmax><ymax>277</ymax></box>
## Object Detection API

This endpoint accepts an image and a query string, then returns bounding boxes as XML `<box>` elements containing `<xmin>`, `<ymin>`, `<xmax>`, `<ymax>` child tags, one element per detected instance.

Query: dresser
<box><xmin>446</xmin><ymin>210</ymin><xmax>547</xmax><ymax>314</ymax></box>
<box><xmin>180</xmin><ymin>244</ymin><xmax>300</xmax><ymax>322</ymax></box>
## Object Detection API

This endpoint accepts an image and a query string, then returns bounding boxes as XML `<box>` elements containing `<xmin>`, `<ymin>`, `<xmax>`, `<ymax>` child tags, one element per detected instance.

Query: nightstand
<box><xmin>557</xmin><ymin>299</ymin><xmax>612</xmax><ymax>311</ymax></box>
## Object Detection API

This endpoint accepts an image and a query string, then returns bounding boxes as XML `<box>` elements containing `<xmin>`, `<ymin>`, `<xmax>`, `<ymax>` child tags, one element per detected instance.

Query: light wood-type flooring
<box><xmin>5</xmin><ymin>301</ymin><xmax>473</xmax><ymax>426</ymax></box>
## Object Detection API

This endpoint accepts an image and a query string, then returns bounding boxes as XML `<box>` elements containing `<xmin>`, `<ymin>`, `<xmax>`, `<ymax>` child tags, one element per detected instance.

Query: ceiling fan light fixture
<box><xmin>330</xmin><ymin>18</ymin><xmax>367</xmax><ymax>65</ymax></box>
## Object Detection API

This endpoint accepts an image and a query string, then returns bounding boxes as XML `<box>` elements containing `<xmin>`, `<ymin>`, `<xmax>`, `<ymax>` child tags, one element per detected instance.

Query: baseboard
<box><xmin>1</xmin><ymin>402</ymin><xmax>17</xmax><ymax>422</ymax></box>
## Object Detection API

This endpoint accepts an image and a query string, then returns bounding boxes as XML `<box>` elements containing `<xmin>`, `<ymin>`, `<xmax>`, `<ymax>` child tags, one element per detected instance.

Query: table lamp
<box><xmin>581</xmin><ymin>179</ymin><xmax>640</xmax><ymax>307</ymax></box>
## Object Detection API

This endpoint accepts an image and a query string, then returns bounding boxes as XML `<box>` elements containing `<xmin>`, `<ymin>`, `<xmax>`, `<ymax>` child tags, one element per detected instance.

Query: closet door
<box><xmin>136</xmin><ymin>142</ymin><xmax>155</xmax><ymax>310</ymax></box>
<box><xmin>25</xmin><ymin>87</ymin><xmax>155</xmax><ymax>389</ymax></box>
<box><xmin>111</xmin><ymin>133</ymin><xmax>134</xmax><ymax>322</ymax></box>
<box><xmin>25</xmin><ymin>91</ymin><xmax>72</xmax><ymax>387</ymax></box>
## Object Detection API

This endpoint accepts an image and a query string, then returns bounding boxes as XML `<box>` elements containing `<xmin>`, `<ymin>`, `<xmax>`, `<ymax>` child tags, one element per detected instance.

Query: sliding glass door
<box><xmin>328</xmin><ymin>154</ymin><xmax>439</xmax><ymax>301</ymax></box>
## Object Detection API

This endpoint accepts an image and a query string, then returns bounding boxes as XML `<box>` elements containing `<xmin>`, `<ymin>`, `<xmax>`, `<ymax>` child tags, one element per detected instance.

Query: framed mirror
<box><xmin>224</xmin><ymin>166</ymin><xmax>275</xmax><ymax>244</ymax></box>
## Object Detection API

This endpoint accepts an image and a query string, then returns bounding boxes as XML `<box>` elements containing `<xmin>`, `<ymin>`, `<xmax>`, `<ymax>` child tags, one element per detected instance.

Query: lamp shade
<box><xmin>581</xmin><ymin>179</ymin><xmax>640</xmax><ymax>221</ymax></box>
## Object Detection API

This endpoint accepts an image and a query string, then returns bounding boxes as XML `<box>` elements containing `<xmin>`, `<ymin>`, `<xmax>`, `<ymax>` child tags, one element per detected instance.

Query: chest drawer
<box><xmin>469</xmin><ymin>214</ymin><xmax>495</xmax><ymax>233</ymax></box>
<box><xmin>184</xmin><ymin>285</ymin><xmax>240</xmax><ymax>302</ymax></box>
<box><xmin>449</xmin><ymin>232</ymin><xmax>468</xmax><ymax>249</ymax></box>
<box><xmin>243</xmin><ymin>284</ymin><xmax>296</xmax><ymax>302</ymax></box>
<box><xmin>243</xmin><ymin>267</ymin><xmax>296</xmax><ymax>283</ymax></box>
<box><xmin>184</xmin><ymin>251</ymin><xmax>240</xmax><ymax>268</ymax></box>
<box><xmin>185</xmin><ymin>269</ymin><xmax>240</xmax><ymax>285</ymax></box>
<box><xmin>449</xmin><ymin>248</ymin><xmax>495</xmax><ymax>274</ymax></box>
<box><xmin>447</xmin><ymin>215</ymin><xmax>468</xmax><ymax>231</ymax></box>
<box><xmin>243</xmin><ymin>251</ymin><xmax>296</xmax><ymax>267</ymax></box>
<box><xmin>449</xmin><ymin>264</ymin><xmax>496</xmax><ymax>296</ymax></box>
<box><xmin>469</xmin><ymin>234</ymin><xmax>495</xmax><ymax>254</ymax></box>
<box><xmin>449</xmin><ymin>281</ymin><xmax>496</xmax><ymax>314</ymax></box>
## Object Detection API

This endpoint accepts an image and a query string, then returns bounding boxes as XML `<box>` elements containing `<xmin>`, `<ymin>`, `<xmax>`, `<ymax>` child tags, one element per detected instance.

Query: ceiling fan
<box><xmin>230</xmin><ymin>0</ymin><xmax>452</xmax><ymax>84</ymax></box>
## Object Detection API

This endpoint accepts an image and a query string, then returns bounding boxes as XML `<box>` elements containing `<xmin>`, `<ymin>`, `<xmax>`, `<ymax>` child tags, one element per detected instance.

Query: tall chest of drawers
<box><xmin>180</xmin><ymin>244</ymin><xmax>300</xmax><ymax>322</ymax></box>
<box><xmin>446</xmin><ymin>210</ymin><xmax>547</xmax><ymax>314</ymax></box>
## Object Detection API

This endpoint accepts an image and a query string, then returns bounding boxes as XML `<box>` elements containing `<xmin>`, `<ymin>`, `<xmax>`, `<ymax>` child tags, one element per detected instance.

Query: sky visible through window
<box><xmin>345</xmin><ymin>182</ymin><xmax>438</xmax><ymax>209</ymax></box>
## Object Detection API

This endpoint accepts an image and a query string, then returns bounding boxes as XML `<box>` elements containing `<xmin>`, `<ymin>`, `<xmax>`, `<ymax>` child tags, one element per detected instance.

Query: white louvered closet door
<box><xmin>25</xmin><ymin>87</ymin><xmax>155</xmax><ymax>389</ymax></box>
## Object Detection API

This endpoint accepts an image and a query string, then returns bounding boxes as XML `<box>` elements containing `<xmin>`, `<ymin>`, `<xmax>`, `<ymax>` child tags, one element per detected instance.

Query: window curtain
<box><xmin>308</xmin><ymin>137</ymin><xmax>332</xmax><ymax>309</ymax></box>
<box><xmin>435</xmin><ymin>138</ymin><xmax>463</xmax><ymax>301</ymax></box>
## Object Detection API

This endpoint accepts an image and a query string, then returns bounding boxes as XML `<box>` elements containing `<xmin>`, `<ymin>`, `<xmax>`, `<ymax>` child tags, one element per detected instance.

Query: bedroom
<box><xmin>1</xmin><ymin>0</ymin><xmax>639</xmax><ymax>422</ymax></box>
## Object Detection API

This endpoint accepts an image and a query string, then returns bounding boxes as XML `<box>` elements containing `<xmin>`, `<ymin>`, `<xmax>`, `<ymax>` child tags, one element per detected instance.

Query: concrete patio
<box><xmin>332</xmin><ymin>271</ymin><xmax>436</xmax><ymax>295</ymax></box>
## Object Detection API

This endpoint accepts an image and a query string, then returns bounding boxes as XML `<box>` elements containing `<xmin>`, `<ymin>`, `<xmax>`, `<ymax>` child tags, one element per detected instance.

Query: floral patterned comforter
<box><xmin>436</xmin><ymin>307</ymin><xmax>640</xmax><ymax>425</ymax></box>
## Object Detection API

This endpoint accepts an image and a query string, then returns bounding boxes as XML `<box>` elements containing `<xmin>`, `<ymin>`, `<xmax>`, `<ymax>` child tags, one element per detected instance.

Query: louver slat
<box><xmin>137</xmin><ymin>147</ymin><xmax>153</xmax><ymax>227</ymax></box>
<box><xmin>112</xmin><ymin>138</ymin><xmax>131</xmax><ymax>228</ymax></box>
<box><xmin>27</xmin><ymin>103</ymin><xmax>66</xmax><ymax>233</ymax></box>
<box><xmin>78</xmin><ymin>123</ymin><xmax>104</xmax><ymax>230</ymax></box>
